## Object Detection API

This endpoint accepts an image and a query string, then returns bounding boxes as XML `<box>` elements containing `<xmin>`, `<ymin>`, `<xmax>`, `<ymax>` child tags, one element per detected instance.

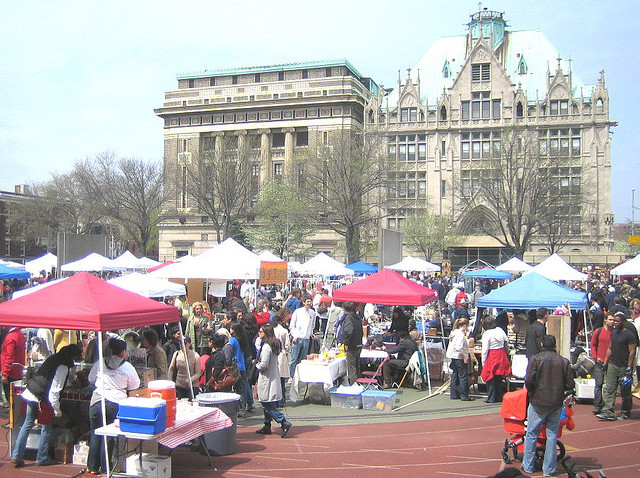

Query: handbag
<box><xmin>248</xmin><ymin>360</ymin><xmax>259</xmax><ymax>386</ymax></box>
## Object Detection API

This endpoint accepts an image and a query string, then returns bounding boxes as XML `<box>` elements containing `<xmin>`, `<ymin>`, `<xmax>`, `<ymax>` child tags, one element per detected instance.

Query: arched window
<box><xmin>596</xmin><ymin>98</ymin><xmax>604</xmax><ymax>112</ymax></box>
<box><xmin>368</xmin><ymin>110</ymin><xmax>375</xmax><ymax>124</ymax></box>
<box><xmin>516</xmin><ymin>101</ymin><xmax>523</xmax><ymax>117</ymax></box>
<box><xmin>440</xmin><ymin>106</ymin><xmax>447</xmax><ymax>121</ymax></box>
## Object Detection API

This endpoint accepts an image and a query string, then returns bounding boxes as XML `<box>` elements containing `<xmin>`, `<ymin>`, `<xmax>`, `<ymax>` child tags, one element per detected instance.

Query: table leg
<box><xmin>199</xmin><ymin>436</ymin><xmax>212</xmax><ymax>467</ymax></box>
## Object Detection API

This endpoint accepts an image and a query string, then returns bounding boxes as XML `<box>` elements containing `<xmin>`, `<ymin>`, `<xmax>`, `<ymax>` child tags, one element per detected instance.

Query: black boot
<box><xmin>280</xmin><ymin>421</ymin><xmax>292</xmax><ymax>438</ymax></box>
<box><xmin>256</xmin><ymin>424</ymin><xmax>272</xmax><ymax>435</ymax></box>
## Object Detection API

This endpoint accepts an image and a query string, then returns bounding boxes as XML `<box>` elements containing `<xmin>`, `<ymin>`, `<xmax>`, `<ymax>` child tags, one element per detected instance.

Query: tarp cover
<box><xmin>610</xmin><ymin>254</ymin><xmax>640</xmax><ymax>277</ymax></box>
<box><xmin>0</xmin><ymin>264</ymin><xmax>30</xmax><ymax>280</ymax></box>
<box><xmin>346</xmin><ymin>261</ymin><xmax>378</xmax><ymax>274</ymax></box>
<box><xmin>477</xmin><ymin>272</ymin><xmax>587</xmax><ymax>310</ymax></box>
<box><xmin>333</xmin><ymin>269</ymin><xmax>438</xmax><ymax>306</ymax></box>
<box><xmin>460</xmin><ymin>267</ymin><xmax>511</xmax><ymax>279</ymax></box>
<box><xmin>0</xmin><ymin>272</ymin><xmax>179</xmax><ymax>330</ymax></box>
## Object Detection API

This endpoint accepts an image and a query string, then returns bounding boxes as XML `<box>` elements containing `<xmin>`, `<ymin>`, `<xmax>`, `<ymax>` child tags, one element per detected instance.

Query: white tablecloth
<box><xmin>359</xmin><ymin>349</ymin><xmax>389</xmax><ymax>360</ymax></box>
<box><xmin>290</xmin><ymin>357</ymin><xmax>347</xmax><ymax>402</ymax></box>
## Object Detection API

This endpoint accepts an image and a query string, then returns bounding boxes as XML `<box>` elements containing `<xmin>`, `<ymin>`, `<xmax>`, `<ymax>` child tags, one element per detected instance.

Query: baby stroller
<box><xmin>500</xmin><ymin>387</ymin><xmax>575</xmax><ymax>467</ymax></box>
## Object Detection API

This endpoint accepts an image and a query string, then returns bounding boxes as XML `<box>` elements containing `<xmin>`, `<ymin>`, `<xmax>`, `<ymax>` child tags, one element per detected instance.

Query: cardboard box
<box><xmin>72</xmin><ymin>453</ymin><xmax>88</xmax><ymax>466</ymax></box>
<box><xmin>125</xmin><ymin>453</ymin><xmax>171</xmax><ymax>478</ymax></box>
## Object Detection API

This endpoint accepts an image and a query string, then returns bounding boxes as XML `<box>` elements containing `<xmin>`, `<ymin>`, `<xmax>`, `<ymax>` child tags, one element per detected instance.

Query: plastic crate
<box><xmin>329</xmin><ymin>388</ymin><xmax>363</xmax><ymax>409</ymax></box>
<box><xmin>117</xmin><ymin>397</ymin><xmax>167</xmax><ymax>435</ymax></box>
<box><xmin>361</xmin><ymin>390</ymin><xmax>397</xmax><ymax>411</ymax></box>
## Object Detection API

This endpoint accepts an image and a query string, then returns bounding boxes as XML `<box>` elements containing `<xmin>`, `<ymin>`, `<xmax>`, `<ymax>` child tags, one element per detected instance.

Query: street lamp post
<box><xmin>633</xmin><ymin>188</ymin><xmax>636</xmax><ymax>237</ymax></box>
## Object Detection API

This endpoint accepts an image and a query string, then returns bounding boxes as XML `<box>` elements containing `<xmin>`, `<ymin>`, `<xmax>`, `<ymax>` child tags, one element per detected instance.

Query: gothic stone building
<box><xmin>155</xmin><ymin>9</ymin><xmax>615</xmax><ymax>267</ymax></box>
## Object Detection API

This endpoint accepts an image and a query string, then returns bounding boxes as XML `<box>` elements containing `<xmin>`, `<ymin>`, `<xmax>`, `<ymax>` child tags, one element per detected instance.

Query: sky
<box><xmin>1</xmin><ymin>0</ymin><xmax>638</xmax><ymax>221</ymax></box>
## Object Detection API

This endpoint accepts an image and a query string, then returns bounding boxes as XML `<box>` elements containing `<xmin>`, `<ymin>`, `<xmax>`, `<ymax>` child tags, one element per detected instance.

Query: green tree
<box><xmin>247</xmin><ymin>181</ymin><xmax>313</xmax><ymax>259</ymax></box>
<box><xmin>401</xmin><ymin>212</ymin><xmax>455</xmax><ymax>261</ymax></box>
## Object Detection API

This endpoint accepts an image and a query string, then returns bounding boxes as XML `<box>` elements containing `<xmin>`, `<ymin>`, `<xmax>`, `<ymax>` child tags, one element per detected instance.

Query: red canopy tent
<box><xmin>333</xmin><ymin>268</ymin><xmax>437</xmax><ymax>306</ymax></box>
<box><xmin>0</xmin><ymin>272</ymin><xmax>180</xmax><ymax>475</ymax></box>
<box><xmin>0</xmin><ymin>271</ymin><xmax>179</xmax><ymax>330</ymax></box>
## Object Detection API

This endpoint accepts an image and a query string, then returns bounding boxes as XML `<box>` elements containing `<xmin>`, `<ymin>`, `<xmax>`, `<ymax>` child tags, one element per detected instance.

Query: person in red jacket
<box><xmin>590</xmin><ymin>314</ymin><xmax>613</xmax><ymax>415</ymax></box>
<box><xmin>1</xmin><ymin>327</ymin><xmax>26</xmax><ymax>402</ymax></box>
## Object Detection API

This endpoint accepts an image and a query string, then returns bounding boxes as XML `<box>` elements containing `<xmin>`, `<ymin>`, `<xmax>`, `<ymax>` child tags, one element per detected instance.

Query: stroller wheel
<box><xmin>556</xmin><ymin>440</ymin><xmax>566</xmax><ymax>460</ymax></box>
<box><xmin>501</xmin><ymin>449</ymin><xmax>511</xmax><ymax>464</ymax></box>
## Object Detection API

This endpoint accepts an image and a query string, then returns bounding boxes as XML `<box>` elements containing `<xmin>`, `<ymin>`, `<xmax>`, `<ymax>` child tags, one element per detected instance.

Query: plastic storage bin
<box><xmin>117</xmin><ymin>397</ymin><xmax>167</xmax><ymax>434</ymax></box>
<box><xmin>329</xmin><ymin>388</ymin><xmax>363</xmax><ymax>409</ymax></box>
<box><xmin>361</xmin><ymin>390</ymin><xmax>397</xmax><ymax>411</ymax></box>
<box><xmin>197</xmin><ymin>392</ymin><xmax>241</xmax><ymax>456</ymax></box>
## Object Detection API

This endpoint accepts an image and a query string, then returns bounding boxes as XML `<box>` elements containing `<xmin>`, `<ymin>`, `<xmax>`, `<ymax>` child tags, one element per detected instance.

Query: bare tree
<box><xmin>172</xmin><ymin>134</ymin><xmax>255</xmax><ymax>242</ymax></box>
<box><xmin>297</xmin><ymin>130</ymin><xmax>389</xmax><ymax>263</ymax></box>
<box><xmin>401</xmin><ymin>212</ymin><xmax>456</xmax><ymax>261</ymax></box>
<box><xmin>73</xmin><ymin>152</ymin><xmax>167</xmax><ymax>255</ymax></box>
<box><xmin>457</xmin><ymin>127</ymin><xmax>583</xmax><ymax>258</ymax></box>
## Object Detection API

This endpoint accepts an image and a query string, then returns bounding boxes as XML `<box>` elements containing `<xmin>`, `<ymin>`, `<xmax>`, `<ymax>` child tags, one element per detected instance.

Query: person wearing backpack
<box><xmin>590</xmin><ymin>314</ymin><xmax>613</xmax><ymax>415</ymax></box>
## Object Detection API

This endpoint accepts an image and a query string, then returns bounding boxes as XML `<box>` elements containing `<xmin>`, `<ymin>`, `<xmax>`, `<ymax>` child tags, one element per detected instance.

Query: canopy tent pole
<box><xmin>97</xmin><ymin>332</ymin><xmax>111</xmax><ymax>478</ymax></box>
<box><xmin>583</xmin><ymin>309</ymin><xmax>590</xmax><ymax>356</ymax></box>
<box><xmin>421</xmin><ymin>314</ymin><xmax>432</xmax><ymax>394</ymax></box>
<box><xmin>177</xmin><ymin>320</ymin><xmax>195</xmax><ymax>400</ymax></box>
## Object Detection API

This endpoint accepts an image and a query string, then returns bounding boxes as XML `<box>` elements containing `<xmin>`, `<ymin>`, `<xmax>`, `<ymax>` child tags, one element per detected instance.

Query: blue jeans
<box><xmin>449</xmin><ymin>359</ymin><xmax>469</xmax><ymax>400</ymax></box>
<box><xmin>12</xmin><ymin>400</ymin><xmax>52</xmax><ymax>464</ymax></box>
<box><xmin>88</xmin><ymin>400</ymin><xmax>119</xmax><ymax>472</ymax></box>
<box><xmin>238</xmin><ymin>370</ymin><xmax>254</xmax><ymax>411</ymax></box>
<box><xmin>261</xmin><ymin>401</ymin><xmax>285</xmax><ymax>426</ymax></box>
<box><xmin>522</xmin><ymin>403</ymin><xmax>562</xmax><ymax>476</ymax></box>
<box><xmin>289</xmin><ymin>338</ymin><xmax>310</xmax><ymax>378</ymax></box>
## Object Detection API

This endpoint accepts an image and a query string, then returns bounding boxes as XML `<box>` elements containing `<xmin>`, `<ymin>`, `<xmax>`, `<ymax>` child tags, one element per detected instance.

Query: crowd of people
<box><xmin>1</xmin><ymin>270</ymin><xmax>640</xmax><ymax>474</ymax></box>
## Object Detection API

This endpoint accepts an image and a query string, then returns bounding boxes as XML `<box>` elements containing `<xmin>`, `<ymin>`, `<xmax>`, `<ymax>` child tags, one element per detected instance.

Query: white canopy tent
<box><xmin>134</xmin><ymin>256</ymin><xmax>162</xmax><ymax>269</ymax></box>
<box><xmin>110</xmin><ymin>250</ymin><xmax>140</xmax><ymax>269</ymax></box>
<box><xmin>108</xmin><ymin>272</ymin><xmax>186</xmax><ymax>298</ymax></box>
<box><xmin>0</xmin><ymin>259</ymin><xmax>25</xmax><ymax>269</ymax></box>
<box><xmin>110</xmin><ymin>251</ymin><xmax>161</xmax><ymax>271</ymax></box>
<box><xmin>13</xmin><ymin>278</ymin><xmax>66</xmax><ymax>299</ymax></box>
<box><xmin>496</xmin><ymin>257</ymin><xmax>533</xmax><ymax>274</ymax></box>
<box><xmin>610</xmin><ymin>254</ymin><xmax>640</xmax><ymax>277</ymax></box>
<box><xmin>151</xmin><ymin>238</ymin><xmax>260</xmax><ymax>280</ymax></box>
<box><xmin>257</xmin><ymin>250</ymin><xmax>283</xmax><ymax>262</ymax></box>
<box><xmin>288</xmin><ymin>261</ymin><xmax>303</xmax><ymax>273</ymax></box>
<box><xmin>25</xmin><ymin>252</ymin><xmax>57</xmax><ymax>276</ymax></box>
<box><xmin>386</xmin><ymin>256</ymin><xmax>441</xmax><ymax>273</ymax></box>
<box><xmin>60</xmin><ymin>252</ymin><xmax>126</xmax><ymax>273</ymax></box>
<box><xmin>298</xmin><ymin>252</ymin><xmax>352</xmax><ymax>276</ymax></box>
<box><xmin>525</xmin><ymin>253</ymin><xmax>588</xmax><ymax>281</ymax></box>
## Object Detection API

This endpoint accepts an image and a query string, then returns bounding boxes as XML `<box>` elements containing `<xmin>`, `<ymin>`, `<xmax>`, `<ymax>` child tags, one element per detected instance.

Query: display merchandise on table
<box><xmin>290</xmin><ymin>355</ymin><xmax>348</xmax><ymax>402</ymax></box>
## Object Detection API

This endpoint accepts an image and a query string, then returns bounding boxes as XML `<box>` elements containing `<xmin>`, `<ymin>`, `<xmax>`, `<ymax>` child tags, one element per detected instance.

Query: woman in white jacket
<box><xmin>446</xmin><ymin>318</ymin><xmax>473</xmax><ymax>401</ymax></box>
<box><xmin>255</xmin><ymin>324</ymin><xmax>292</xmax><ymax>437</ymax></box>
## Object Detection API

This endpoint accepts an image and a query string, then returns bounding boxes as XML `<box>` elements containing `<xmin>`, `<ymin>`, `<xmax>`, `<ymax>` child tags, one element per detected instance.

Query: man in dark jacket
<box><xmin>525</xmin><ymin>308</ymin><xmax>548</xmax><ymax>359</ymax></box>
<box><xmin>382</xmin><ymin>331</ymin><xmax>418</xmax><ymax>388</ymax></box>
<box><xmin>522</xmin><ymin>335</ymin><xmax>574</xmax><ymax>477</ymax></box>
<box><xmin>340</xmin><ymin>301</ymin><xmax>363</xmax><ymax>384</ymax></box>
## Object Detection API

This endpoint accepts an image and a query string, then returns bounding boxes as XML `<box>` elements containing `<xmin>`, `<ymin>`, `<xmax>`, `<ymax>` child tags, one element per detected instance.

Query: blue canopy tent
<box><xmin>345</xmin><ymin>261</ymin><xmax>378</xmax><ymax>274</ymax></box>
<box><xmin>460</xmin><ymin>267</ymin><xmax>512</xmax><ymax>280</ymax></box>
<box><xmin>0</xmin><ymin>264</ymin><xmax>30</xmax><ymax>280</ymax></box>
<box><xmin>477</xmin><ymin>272</ymin><xmax>587</xmax><ymax>309</ymax></box>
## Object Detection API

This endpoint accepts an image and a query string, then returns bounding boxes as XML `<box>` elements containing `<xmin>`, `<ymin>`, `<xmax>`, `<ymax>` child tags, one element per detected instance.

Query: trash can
<box><xmin>197</xmin><ymin>392</ymin><xmax>241</xmax><ymax>456</ymax></box>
